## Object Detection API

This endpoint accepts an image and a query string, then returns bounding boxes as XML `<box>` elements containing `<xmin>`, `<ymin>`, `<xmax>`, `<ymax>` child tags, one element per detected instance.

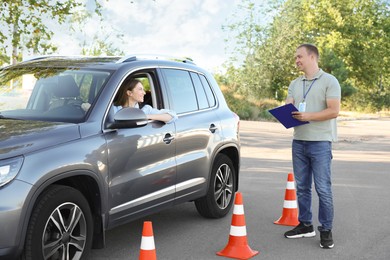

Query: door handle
<box><xmin>163</xmin><ymin>133</ymin><xmax>174</xmax><ymax>144</ymax></box>
<box><xmin>209</xmin><ymin>124</ymin><xmax>218</xmax><ymax>133</ymax></box>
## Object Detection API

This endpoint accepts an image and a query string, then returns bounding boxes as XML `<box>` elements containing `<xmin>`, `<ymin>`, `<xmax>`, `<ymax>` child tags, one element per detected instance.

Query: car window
<box><xmin>113</xmin><ymin>73</ymin><xmax>154</xmax><ymax>109</ymax></box>
<box><xmin>162</xmin><ymin>68</ymin><xmax>198</xmax><ymax>114</ymax></box>
<box><xmin>74</xmin><ymin>73</ymin><xmax>109</xmax><ymax>104</ymax></box>
<box><xmin>190</xmin><ymin>72</ymin><xmax>209</xmax><ymax>110</ymax></box>
<box><xmin>0</xmin><ymin>69</ymin><xmax>111</xmax><ymax>123</ymax></box>
<box><xmin>134</xmin><ymin>76</ymin><xmax>152</xmax><ymax>108</ymax></box>
<box><xmin>199</xmin><ymin>74</ymin><xmax>216</xmax><ymax>107</ymax></box>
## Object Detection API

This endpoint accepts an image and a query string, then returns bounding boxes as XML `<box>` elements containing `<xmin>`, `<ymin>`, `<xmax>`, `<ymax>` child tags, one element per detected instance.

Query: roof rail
<box><xmin>116</xmin><ymin>54</ymin><xmax>195</xmax><ymax>65</ymax></box>
<box><xmin>22</xmin><ymin>55</ymin><xmax>120</xmax><ymax>62</ymax></box>
<box><xmin>22</xmin><ymin>55</ymin><xmax>90</xmax><ymax>62</ymax></box>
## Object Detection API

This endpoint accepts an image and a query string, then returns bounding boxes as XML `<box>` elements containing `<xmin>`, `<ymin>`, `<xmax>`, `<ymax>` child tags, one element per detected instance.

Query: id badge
<box><xmin>298</xmin><ymin>102</ymin><xmax>306</xmax><ymax>112</ymax></box>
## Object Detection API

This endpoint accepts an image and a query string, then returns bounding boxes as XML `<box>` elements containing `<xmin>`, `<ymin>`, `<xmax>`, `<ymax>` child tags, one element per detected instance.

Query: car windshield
<box><xmin>0</xmin><ymin>66</ymin><xmax>111</xmax><ymax>123</ymax></box>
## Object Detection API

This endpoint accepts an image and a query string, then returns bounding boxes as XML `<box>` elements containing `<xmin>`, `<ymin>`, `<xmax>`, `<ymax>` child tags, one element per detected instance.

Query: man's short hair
<box><xmin>298</xmin><ymin>43</ymin><xmax>319</xmax><ymax>59</ymax></box>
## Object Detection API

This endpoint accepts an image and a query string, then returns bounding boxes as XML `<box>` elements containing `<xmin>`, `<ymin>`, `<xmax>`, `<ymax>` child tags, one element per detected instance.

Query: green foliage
<box><xmin>0</xmin><ymin>1</ymin><xmax>151</xmax><ymax>67</ymax></box>
<box><xmin>223</xmin><ymin>0</ymin><xmax>390</xmax><ymax>112</ymax></box>
<box><xmin>223</xmin><ymin>92</ymin><xmax>253</xmax><ymax>120</ymax></box>
<box><xmin>320</xmin><ymin>49</ymin><xmax>356</xmax><ymax>99</ymax></box>
<box><xmin>301</xmin><ymin>0</ymin><xmax>390</xmax><ymax>111</ymax></box>
<box><xmin>0</xmin><ymin>49</ymin><xmax>9</xmax><ymax>66</ymax></box>
<box><xmin>0</xmin><ymin>0</ymin><xmax>107</xmax><ymax>66</ymax></box>
<box><xmin>71</xmin><ymin>9</ymin><xmax>126</xmax><ymax>57</ymax></box>
<box><xmin>0</xmin><ymin>0</ymin><xmax>85</xmax><ymax>64</ymax></box>
<box><xmin>81</xmin><ymin>37</ymin><xmax>126</xmax><ymax>57</ymax></box>
<box><xmin>218</xmin><ymin>82</ymin><xmax>281</xmax><ymax>121</ymax></box>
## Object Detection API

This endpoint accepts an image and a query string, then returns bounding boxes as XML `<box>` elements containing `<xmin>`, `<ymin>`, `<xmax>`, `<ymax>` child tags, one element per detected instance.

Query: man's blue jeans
<box><xmin>292</xmin><ymin>140</ymin><xmax>334</xmax><ymax>231</ymax></box>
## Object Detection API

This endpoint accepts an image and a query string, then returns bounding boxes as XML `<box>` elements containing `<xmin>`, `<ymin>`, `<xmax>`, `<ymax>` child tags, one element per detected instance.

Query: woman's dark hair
<box><xmin>114</xmin><ymin>79</ymin><xmax>142</xmax><ymax>106</ymax></box>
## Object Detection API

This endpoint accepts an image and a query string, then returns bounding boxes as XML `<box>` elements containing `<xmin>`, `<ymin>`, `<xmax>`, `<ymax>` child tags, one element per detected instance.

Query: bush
<box><xmin>221</xmin><ymin>87</ymin><xmax>281</xmax><ymax>121</ymax></box>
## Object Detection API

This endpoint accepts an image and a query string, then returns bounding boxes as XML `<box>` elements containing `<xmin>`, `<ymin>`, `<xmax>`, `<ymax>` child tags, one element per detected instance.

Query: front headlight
<box><xmin>0</xmin><ymin>156</ymin><xmax>24</xmax><ymax>187</ymax></box>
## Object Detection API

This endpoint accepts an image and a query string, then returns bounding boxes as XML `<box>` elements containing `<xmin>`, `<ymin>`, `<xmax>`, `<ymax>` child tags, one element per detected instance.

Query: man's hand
<box><xmin>292</xmin><ymin>111</ymin><xmax>310</xmax><ymax>121</ymax></box>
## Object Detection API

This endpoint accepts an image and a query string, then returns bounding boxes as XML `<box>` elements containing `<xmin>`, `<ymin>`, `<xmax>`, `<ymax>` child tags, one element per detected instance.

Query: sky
<box><xmin>51</xmin><ymin>0</ymin><xmax>243</xmax><ymax>72</ymax></box>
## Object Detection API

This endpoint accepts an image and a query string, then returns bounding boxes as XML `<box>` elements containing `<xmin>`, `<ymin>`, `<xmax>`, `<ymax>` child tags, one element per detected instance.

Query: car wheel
<box><xmin>22</xmin><ymin>185</ymin><xmax>93</xmax><ymax>260</ymax></box>
<box><xmin>195</xmin><ymin>154</ymin><xmax>236</xmax><ymax>218</ymax></box>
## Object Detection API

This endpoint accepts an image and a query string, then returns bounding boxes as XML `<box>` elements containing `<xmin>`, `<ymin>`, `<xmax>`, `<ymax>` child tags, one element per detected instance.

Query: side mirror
<box><xmin>107</xmin><ymin>107</ymin><xmax>148</xmax><ymax>129</ymax></box>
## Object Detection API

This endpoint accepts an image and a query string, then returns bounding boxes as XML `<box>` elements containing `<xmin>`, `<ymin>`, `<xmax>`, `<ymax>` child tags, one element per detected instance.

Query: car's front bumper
<box><xmin>0</xmin><ymin>179</ymin><xmax>33</xmax><ymax>259</ymax></box>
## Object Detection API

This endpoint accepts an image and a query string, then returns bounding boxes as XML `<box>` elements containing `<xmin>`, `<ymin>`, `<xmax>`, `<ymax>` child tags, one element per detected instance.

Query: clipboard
<box><xmin>268</xmin><ymin>103</ymin><xmax>309</xmax><ymax>129</ymax></box>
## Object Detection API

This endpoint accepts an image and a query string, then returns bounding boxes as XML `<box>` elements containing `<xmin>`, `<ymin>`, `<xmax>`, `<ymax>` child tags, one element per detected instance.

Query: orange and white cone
<box><xmin>139</xmin><ymin>221</ymin><xmax>157</xmax><ymax>260</ymax></box>
<box><xmin>217</xmin><ymin>192</ymin><xmax>259</xmax><ymax>259</ymax></box>
<box><xmin>274</xmin><ymin>172</ymin><xmax>299</xmax><ymax>226</ymax></box>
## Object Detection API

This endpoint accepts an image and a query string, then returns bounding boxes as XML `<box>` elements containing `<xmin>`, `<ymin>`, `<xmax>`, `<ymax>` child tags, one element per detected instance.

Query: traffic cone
<box><xmin>274</xmin><ymin>172</ymin><xmax>299</xmax><ymax>226</ymax></box>
<box><xmin>217</xmin><ymin>192</ymin><xmax>259</xmax><ymax>259</ymax></box>
<box><xmin>139</xmin><ymin>221</ymin><xmax>157</xmax><ymax>260</ymax></box>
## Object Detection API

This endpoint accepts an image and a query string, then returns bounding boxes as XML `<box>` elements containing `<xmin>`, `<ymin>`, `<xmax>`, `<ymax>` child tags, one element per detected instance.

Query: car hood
<box><xmin>0</xmin><ymin>119</ymin><xmax>80</xmax><ymax>159</ymax></box>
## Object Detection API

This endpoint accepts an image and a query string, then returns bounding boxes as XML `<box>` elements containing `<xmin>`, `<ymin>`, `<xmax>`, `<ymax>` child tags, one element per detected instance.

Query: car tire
<box><xmin>195</xmin><ymin>154</ymin><xmax>236</xmax><ymax>218</ymax></box>
<box><xmin>22</xmin><ymin>185</ymin><xmax>93</xmax><ymax>260</ymax></box>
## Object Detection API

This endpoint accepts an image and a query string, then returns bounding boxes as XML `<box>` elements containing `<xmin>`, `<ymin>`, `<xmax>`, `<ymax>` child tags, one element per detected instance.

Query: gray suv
<box><xmin>0</xmin><ymin>55</ymin><xmax>240</xmax><ymax>259</ymax></box>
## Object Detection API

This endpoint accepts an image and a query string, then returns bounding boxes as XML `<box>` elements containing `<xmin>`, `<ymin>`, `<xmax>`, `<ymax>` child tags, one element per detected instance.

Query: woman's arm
<box><xmin>142</xmin><ymin>105</ymin><xmax>177</xmax><ymax>123</ymax></box>
<box><xmin>146</xmin><ymin>113</ymin><xmax>173</xmax><ymax>123</ymax></box>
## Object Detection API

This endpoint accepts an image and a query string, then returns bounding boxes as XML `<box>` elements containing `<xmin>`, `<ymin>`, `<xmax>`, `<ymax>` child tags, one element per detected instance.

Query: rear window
<box><xmin>199</xmin><ymin>74</ymin><xmax>216</xmax><ymax>107</ymax></box>
<box><xmin>190</xmin><ymin>72</ymin><xmax>209</xmax><ymax>110</ymax></box>
<box><xmin>162</xmin><ymin>69</ymin><xmax>198</xmax><ymax>114</ymax></box>
<box><xmin>162</xmin><ymin>68</ymin><xmax>216</xmax><ymax>114</ymax></box>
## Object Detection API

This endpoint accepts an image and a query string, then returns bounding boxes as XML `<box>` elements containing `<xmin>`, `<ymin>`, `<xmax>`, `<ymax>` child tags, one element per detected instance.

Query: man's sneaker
<box><xmin>284</xmin><ymin>222</ymin><xmax>316</xmax><ymax>238</ymax></box>
<box><xmin>320</xmin><ymin>230</ymin><xmax>334</xmax><ymax>249</ymax></box>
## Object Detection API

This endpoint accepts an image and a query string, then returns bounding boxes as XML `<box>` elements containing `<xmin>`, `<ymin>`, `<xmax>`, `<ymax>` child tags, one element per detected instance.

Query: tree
<box><xmin>0</xmin><ymin>0</ymin><xmax>102</xmax><ymax>65</ymax></box>
<box><xmin>299</xmin><ymin>0</ymin><xmax>390</xmax><ymax>110</ymax></box>
<box><xmin>223</xmin><ymin>0</ymin><xmax>389</xmax><ymax>111</ymax></box>
<box><xmin>222</xmin><ymin>0</ymin><xmax>275</xmax><ymax>97</ymax></box>
<box><xmin>69</xmin><ymin>9</ymin><xmax>126</xmax><ymax>56</ymax></box>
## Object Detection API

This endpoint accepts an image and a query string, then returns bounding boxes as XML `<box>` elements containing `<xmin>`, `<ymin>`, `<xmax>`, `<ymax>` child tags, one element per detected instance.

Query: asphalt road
<box><xmin>88</xmin><ymin>118</ymin><xmax>390</xmax><ymax>260</ymax></box>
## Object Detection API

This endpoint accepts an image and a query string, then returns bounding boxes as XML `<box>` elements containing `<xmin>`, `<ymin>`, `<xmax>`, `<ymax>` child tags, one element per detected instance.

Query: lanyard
<box><xmin>302</xmin><ymin>79</ymin><xmax>316</xmax><ymax>102</ymax></box>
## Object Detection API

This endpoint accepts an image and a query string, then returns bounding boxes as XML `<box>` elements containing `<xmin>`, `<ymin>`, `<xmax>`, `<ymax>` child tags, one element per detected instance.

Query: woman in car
<box><xmin>113</xmin><ymin>79</ymin><xmax>177</xmax><ymax>123</ymax></box>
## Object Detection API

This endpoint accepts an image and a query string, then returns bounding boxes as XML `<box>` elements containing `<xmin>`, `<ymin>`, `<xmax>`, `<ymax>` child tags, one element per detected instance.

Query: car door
<box><xmin>105</xmin><ymin>71</ymin><xmax>176</xmax><ymax>226</ymax></box>
<box><xmin>160</xmin><ymin>68</ymin><xmax>220</xmax><ymax>203</ymax></box>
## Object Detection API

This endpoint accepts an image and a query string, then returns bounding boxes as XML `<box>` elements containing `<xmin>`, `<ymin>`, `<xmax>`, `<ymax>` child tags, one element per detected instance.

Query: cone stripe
<box><xmin>140</xmin><ymin>236</ymin><xmax>155</xmax><ymax>250</ymax></box>
<box><xmin>286</xmin><ymin>181</ymin><xmax>295</xmax><ymax>190</ymax></box>
<box><xmin>231</xmin><ymin>214</ymin><xmax>246</xmax><ymax>226</ymax></box>
<box><xmin>233</xmin><ymin>204</ymin><xmax>244</xmax><ymax>215</ymax></box>
<box><xmin>283</xmin><ymin>200</ymin><xmax>298</xmax><ymax>208</ymax></box>
<box><xmin>229</xmin><ymin>225</ymin><xmax>247</xmax><ymax>237</ymax></box>
<box><xmin>285</xmin><ymin>189</ymin><xmax>296</xmax><ymax>197</ymax></box>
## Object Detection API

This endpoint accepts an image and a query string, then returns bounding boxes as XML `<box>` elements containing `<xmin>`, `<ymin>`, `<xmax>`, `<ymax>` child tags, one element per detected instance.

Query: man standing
<box><xmin>284</xmin><ymin>44</ymin><xmax>341</xmax><ymax>249</ymax></box>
